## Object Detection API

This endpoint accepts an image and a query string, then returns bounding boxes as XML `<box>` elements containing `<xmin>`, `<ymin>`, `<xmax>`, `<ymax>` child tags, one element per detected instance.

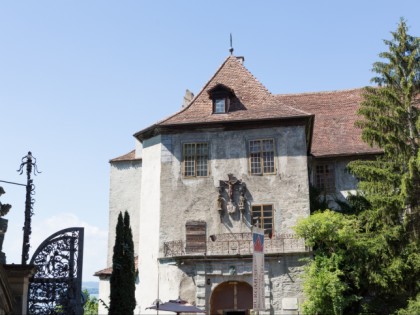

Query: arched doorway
<box><xmin>210</xmin><ymin>281</ymin><xmax>252</xmax><ymax>315</ymax></box>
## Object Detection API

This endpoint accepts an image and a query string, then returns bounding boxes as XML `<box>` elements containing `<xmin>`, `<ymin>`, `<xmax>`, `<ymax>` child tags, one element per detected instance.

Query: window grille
<box><xmin>249</xmin><ymin>139</ymin><xmax>275</xmax><ymax>175</ymax></box>
<box><xmin>315</xmin><ymin>164</ymin><xmax>335</xmax><ymax>193</ymax></box>
<box><xmin>183</xmin><ymin>143</ymin><xmax>209</xmax><ymax>177</ymax></box>
<box><xmin>251</xmin><ymin>204</ymin><xmax>273</xmax><ymax>236</ymax></box>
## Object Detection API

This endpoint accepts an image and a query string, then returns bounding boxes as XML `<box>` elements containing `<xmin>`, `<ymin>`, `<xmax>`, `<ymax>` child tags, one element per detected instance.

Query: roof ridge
<box><xmin>275</xmin><ymin>87</ymin><xmax>365</xmax><ymax>97</ymax></box>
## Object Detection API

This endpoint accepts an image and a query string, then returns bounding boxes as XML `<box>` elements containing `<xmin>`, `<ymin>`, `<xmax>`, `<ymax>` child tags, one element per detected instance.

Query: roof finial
<box><xmin>229</xmin><ymin>33</ymin><xmax>234</xmax><ymax>55</ymax></box>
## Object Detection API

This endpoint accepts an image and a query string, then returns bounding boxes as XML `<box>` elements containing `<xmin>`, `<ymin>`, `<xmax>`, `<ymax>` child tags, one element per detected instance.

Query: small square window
<box><xmin>214</xmin><ymin>99</ymin><xmax>226</xmax><ymax>113</ymax></box>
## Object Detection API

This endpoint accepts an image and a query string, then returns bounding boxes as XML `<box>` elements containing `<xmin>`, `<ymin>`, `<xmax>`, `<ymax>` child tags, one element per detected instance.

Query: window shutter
<box><xmin>185</xmin><ymin>221</ymin><xmax>206</xmax><ymax>253</ymax></box>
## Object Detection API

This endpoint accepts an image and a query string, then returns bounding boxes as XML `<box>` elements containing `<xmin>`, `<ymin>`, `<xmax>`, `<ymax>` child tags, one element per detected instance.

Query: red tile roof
<box><xmin>132</xmin><ymin>55</ymin><xmax>383</xmax><ymax>158</ymax></box>
<box><xmin>94</xmin><ymin>256</ymin><xmax>139</xmax><ymax>277</ymax></box>
<box><xmin>109</xmin><ymin>150</ymin><xmax>141</xmax><ymax>163</ymax></box>
<box><xmin>134</xmin><ymin>56</ymin><xmax>311</xmax><ymax>139</ymax></box>
<box><xmin>275</xmin><ymin>89</ymin><xmax>382</xmax><ymax>157</ymax></box>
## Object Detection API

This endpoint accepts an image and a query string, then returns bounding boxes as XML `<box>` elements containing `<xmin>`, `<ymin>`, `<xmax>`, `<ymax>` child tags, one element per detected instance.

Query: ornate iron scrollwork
<box><xmin>27</xmin><ymin>227</ymin><xmax>84</xmax><ymax>315</ymax></box>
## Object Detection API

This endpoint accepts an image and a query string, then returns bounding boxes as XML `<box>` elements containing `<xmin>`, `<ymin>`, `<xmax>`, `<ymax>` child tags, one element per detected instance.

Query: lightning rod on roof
<box><xmin>229</xmin><ymin>33</ymin><xmax>234</xmax><ymax>55</ymax></box>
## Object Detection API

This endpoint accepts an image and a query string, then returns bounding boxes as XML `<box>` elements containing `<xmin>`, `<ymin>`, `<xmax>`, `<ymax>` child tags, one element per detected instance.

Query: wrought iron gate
<box><xmin>27</xmin><ymin>227</ymin><xmax>84</xmax><ymax>314</ymax></box>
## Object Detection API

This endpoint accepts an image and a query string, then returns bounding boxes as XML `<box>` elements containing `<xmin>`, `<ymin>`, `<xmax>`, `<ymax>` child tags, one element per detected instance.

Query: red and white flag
<box><xmin>252</xmin><ymin>227</ymin><xmax>265</xmax><ymax>311</ymax></box>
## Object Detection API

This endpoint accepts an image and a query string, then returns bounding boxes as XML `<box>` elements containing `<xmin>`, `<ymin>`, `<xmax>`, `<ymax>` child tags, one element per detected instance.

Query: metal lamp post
<box><xmin>17</xmin><ymin>151</ymin><xmax>41</xmax><ymax>265</ymax></box>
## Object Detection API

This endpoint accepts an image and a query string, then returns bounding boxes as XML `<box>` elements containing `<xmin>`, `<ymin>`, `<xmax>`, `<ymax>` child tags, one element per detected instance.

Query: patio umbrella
<box><xmin>147</xmin><ymin>298</ymin><xmax>205</xmax><ymax>314</ymax></box>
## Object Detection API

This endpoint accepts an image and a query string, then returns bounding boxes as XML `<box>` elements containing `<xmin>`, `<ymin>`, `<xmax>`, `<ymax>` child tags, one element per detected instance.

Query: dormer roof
<box><xmin>207</xmin><ymin>83</ymin><xmax>235</xmax><ymax>98</ymax></box>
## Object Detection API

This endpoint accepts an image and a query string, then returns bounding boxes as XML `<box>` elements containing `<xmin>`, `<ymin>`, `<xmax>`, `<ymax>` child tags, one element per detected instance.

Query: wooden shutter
<box><xmin>185</xmin><ymin>221</ymin><xmax>206</xmax><ymax>254</ymax></box>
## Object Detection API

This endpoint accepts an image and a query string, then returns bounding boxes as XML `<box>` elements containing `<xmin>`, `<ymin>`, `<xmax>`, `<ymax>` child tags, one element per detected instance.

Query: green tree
<box><xmin>396</xmin><ymin>293</ymin><xmax>420</xmax><ymax>315</ymax></box>
<box><xmin>83</xmin><ymin>289</ymin><xmax>98</xmax><ymax>315</ymax></box>
<box><xmin>123</xmin><ymin>211</ymin><xmax>136</xmax><ymax>313</ymax></box>
<box><xmin>109</xmin><ymin>211</ymin><xmax>136</xmax><ymax>315</ymax></box>
<box><xmin>353</xmin><ymin>17</ymin><xmax>420</xmax><ymax>235</ymax></box>
<box><xmin>296</xmin><ymin>19</ymin><xmax>420</xmax><ymax>315</ymax></box>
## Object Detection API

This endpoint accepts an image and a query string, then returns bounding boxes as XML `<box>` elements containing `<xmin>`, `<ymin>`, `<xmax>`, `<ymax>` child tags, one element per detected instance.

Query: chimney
<box><xmin>236</xmin><ymin>56</ymin><xmax>245</xmax><ymax>64</ymax></box>
<box><xmin>182</xmin><ymin>89</ymin><xmax>194</xmax><ymax>108</ymax></box>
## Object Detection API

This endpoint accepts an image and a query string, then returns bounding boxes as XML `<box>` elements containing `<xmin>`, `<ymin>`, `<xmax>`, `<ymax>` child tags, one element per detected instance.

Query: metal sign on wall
<box><xmin>27</xmin><ymin>227</ymin><xmax>84</xmax><ymax>315</ymax></box>
<box><xmin>252</xmin><ymin>227</ymin><xmax>265</xmax><ymax>310</ymax></box>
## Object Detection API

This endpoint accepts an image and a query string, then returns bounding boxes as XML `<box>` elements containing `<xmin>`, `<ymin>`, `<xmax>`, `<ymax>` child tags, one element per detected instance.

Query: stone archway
<box><xmin>210</xmin><ymin>281</ymin><xmax>252</xmax><ymax>315</ymax></box>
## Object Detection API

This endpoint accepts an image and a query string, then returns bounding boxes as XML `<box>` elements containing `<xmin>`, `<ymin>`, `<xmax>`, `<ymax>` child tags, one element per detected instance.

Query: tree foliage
<box><xmin>296</xmin><ymin>19</ymin><xmax>420</xmax><ymax>315</ymax></box>
<box><xmin>109</xmin><ymin>211</ymin><xmax>136</xmax><ymax>315</ymax></box>
<box><xmin>353</xmin><ymin>17</ymin><xmax>420</xmax><ymax>235</ymax></box>
<box><xmin>83</xmin><ymin>289</ymin><xmax>98</xmax><ymax>315</ymax></box>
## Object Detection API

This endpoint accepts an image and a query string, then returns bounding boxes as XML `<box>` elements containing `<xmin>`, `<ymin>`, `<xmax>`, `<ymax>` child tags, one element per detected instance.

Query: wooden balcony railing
<box><xmin>163</xmin><ymin>233</ymin><xmax>309</xmax><ymax>258</ymax></box>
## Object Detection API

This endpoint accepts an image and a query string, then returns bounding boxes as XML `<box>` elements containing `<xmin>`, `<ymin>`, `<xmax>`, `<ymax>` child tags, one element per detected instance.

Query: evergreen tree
<box><xmin>109</xmin><ymin>211</ymin><xmax>136</xmax><ymax>315</ymax></box>
<box><xmin>123</xmin><ymin>211</ymin><xmax>136</xmax><ymax>313</ymax></box>
<box><xmin>296</xmin><ymin>19</ymin><xmax>420</xmax><ymax>314</ymax></box>
<box><xmin>352</xmin><ymin>17</ymin><xmax>420</xmax><ymax>235</ymax></box>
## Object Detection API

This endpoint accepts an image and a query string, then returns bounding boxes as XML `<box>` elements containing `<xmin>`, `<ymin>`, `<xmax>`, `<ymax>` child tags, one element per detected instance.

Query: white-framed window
<box><xmin>183</xmin><ymin>142</ymin><xmax>209</xmax><ymax>177</ymax></box>
<box><xmin>251</xmin><ymin>204</ymin><xmax>273</xmax><ymax>236</ymax></box>
<box><xmin>214</xmin><ymin>98</ymin><xmax>226</xmax><ymax>113</ymax></box>
<box><xmin>213</xmin><ymin>97</ymin><xmax>231</xmax><ymax>114</ymax></box>
<box><xmin>249</xmin><ymin>139</ymin><xmax>276</xmax><ymax>175</ymax></box>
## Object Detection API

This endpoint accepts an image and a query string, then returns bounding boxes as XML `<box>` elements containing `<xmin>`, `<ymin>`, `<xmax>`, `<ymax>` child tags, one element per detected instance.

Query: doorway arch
<box><xmin>210</xmin><ymin>281</ymin><xmax>252</xmax><ymax>315</ymax></box>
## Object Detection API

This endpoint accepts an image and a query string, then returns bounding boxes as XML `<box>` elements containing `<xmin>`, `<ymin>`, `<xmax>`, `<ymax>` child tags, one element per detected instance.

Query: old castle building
<box><xmin>95</xmin><ymin>55</ymin><xmax>380</xmax><ymax>315</ymax></box>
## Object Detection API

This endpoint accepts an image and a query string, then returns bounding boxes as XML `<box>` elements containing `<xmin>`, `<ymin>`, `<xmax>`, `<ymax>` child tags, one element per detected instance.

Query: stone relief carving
<box><xmin>217</xmin><ymin>174</ymin><xmax>247</xmax><ymax>219</ymax></box>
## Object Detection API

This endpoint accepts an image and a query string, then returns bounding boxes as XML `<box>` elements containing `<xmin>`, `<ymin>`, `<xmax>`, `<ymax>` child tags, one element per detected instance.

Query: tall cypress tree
<box><xmin>109</xmin><ymin>211</ymin><xmax>136</xmax><ymax>315</ymax></box>
<box><xmin>123</xmin><ymin>211</ymin><xmax>136</xmax><ymax>314</ymax></box>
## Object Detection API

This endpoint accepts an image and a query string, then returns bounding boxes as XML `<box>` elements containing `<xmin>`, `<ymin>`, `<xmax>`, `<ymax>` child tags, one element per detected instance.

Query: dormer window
<box><xmin>208</xmin><ymin>84</ymin><xmax>235</xmax><ymax>114</ymax></box>
<box><xmin>214</xmin><ymin>98</ymin><xmax>228</xmax><ymax>113</ymax></box>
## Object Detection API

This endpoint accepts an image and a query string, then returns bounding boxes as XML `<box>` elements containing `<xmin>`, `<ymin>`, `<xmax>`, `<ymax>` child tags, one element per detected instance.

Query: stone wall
<box><xmin>158</xmin><ymin>126</ymin><xmax>310</xmax><ymax>252</ymax></box>
<box><xmin>157</xmin><ymin>254</ymin><xmax>307</xmax><ymax>315</ymax></box>
<box><xmin>152</xmin><ymin>125</ymin><xmax>310</xmax><ymax>314</ymax></box>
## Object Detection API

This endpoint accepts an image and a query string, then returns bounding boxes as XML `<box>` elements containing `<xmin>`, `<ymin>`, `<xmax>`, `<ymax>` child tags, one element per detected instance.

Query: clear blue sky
<box><xmin>1</xmin><ymin>1</ymin><xmax>419</xmax><ymax>282</ymax></box>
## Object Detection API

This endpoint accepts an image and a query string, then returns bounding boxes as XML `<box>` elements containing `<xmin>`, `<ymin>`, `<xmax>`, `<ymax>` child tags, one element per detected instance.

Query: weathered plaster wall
<box><xmin>137</xmin><ymin>135</ymin><xmax>162</xmax><ymax>314</ymax></box>
<box><xmin>98</xmin><ymin>277</ymin><xmax>110</xmax><ymax>315</ymax></box>
<box><xmin>334</xmin><ymin>157</ymin><xmax>359</xmax><ymax>195</ymax></box>
<box><xmin>106</xmin><ymin>159</ymin><xmax>142</xmax><ymax>266</ymax></box>
<box><xmin>159</xmin><ymin>126</ymin><xmax>310</xmax><ymax>250</ymax></box>
<box><xmin>151</xmin><ymin>126</ymin><xmax>310</xmax><ymax>314</ymax></box>
<box><xmin>135</xmin><ymin>138</ymin><xmax>143</xmax><ymax>159</ymax></box>
<box><xmin>115</xmin><ymin>125</ymin><xmax>310</xmax><ymax>314</ymax></box>
<box><xmin>310</xmin><ymin>156</ymin><xmax>360</xmax><ymax>209</ymax></box>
